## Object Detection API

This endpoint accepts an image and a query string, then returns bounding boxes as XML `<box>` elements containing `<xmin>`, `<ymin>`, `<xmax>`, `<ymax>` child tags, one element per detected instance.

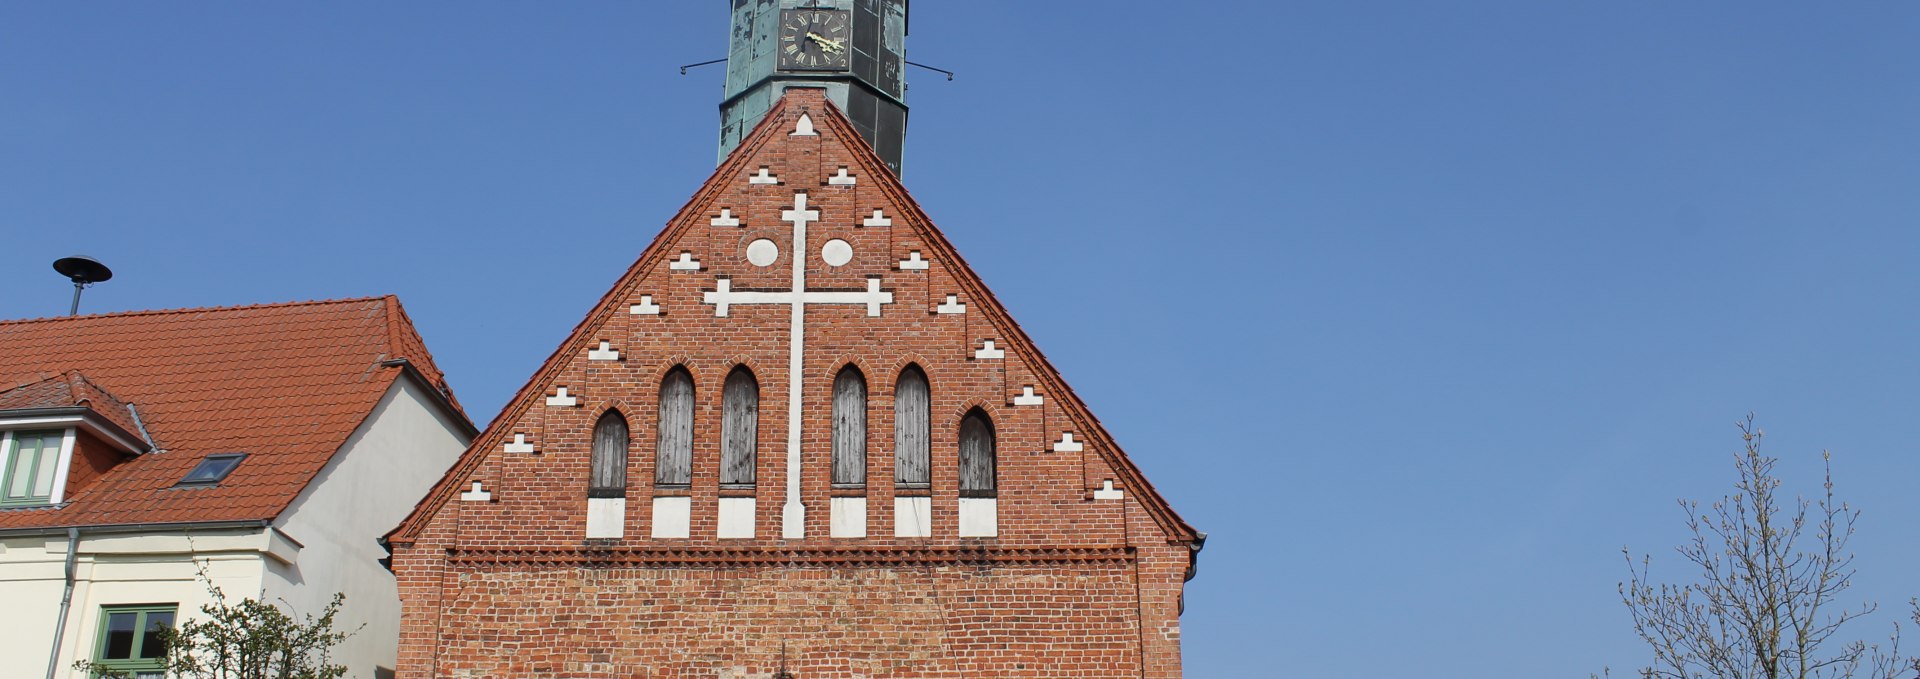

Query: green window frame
<box><xmin>90</xmin><ymin>605</ymin><xmax>176</xmax><ymax>678</ymax></box>
<box><xmin>1</xmin><ymin>429</ymin><xmax>65</xmax><ymax>507</ymax></box>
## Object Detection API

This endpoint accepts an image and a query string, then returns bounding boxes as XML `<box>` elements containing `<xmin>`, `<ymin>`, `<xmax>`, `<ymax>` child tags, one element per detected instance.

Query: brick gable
<box><xmin>390</xmin><ymin>89</ymin><xmax>1199</xmax><ymax>678</ymax></box>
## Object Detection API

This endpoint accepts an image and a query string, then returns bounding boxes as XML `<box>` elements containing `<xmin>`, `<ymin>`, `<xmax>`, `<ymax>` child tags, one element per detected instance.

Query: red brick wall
<box><xmin>63</xmin><ymin>427</ymin><xmax>125</xmax><ymax>499</ymax></box>
<box><xmin>395</xmin><ymin>90</ymin><xmax>1194</xmax><ymax>678</ymax></box>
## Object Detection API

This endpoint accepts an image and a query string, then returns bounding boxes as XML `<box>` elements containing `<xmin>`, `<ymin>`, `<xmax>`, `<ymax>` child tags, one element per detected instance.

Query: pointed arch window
<box><xmin>589</xmin><ymin>410</ymin><xmax>629</xmax><ymax>498</ymax></box>
<box><xmin>655</xmin><ymin>367</ymin><xmax>694</xmax><ymax>488</ymax></box>
<box><xmin>893</xmin><ymin>366</ymin><xmax>930</xmax><ymax>489</ymax></box>
<box><xmin>958</xmin><ymin>408</ymin><xmax>996</xmax><ymax>498</ymax></box>
<box><xmin>832</xmin><ymin>366</ymin><xmax>868</xmax><ymax>488</ymax></box>
<box><xmin>721</xmin><ymin>367</ymin><xmax>759</xmax><ymax>489</ymax></box>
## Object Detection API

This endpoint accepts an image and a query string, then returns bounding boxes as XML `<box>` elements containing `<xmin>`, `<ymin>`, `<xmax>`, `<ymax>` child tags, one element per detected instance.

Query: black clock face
<box><xmin>778</xmin><ymin>9</ymin><xmax>852</xmax><ymax>72</ymax></box>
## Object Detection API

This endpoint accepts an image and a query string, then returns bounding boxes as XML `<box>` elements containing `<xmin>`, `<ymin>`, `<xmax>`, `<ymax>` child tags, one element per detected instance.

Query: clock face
<box><xmin>778</xmin><ymin>8</ymin><xmax>852</xmax><ymax>72</ymax></box>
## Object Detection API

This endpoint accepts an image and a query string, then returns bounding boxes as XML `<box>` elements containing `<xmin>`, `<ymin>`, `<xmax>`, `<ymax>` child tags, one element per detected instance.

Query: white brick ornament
<box><xmin>1013</xmin><ymin>386</ymin><xmax>1042</xmax><ymax>406</ymax></box>
<box><xmin>710</xmin><ymin>209</ymin><xmax>741</xmax><ymax>227</ymax></box>
<box><xmin>503</xmin><ymin>433</ymin><xmax>535</xmax><ymax>454</ymax></box>
<box><xmin>1093</xmin><ymin>480</ymin><xmax>1125</xmax><ymax>500</ymax></box>
<box><xmin>936</xmin><ymin>295</ymin><xmax>966</xmax><ymax>314</ymax></box>
<box><xmin>1052</xmin><ymin>432</ymin><xmax>1084</xmax><ymax>453</ymax></box>
<box><xmin>973</xmin><ymin>340</ymin><xmax>1004</xmax><ymax>360</ymax></box>
<box><xmin>588</xmin><ymin>341</ymin><xmax>620</xmax><ymax>361</ymax></box>
<box><xmin>791</xmin><ymin>114</ymin><xmax>817</xmax><ymax>137</ymax></box>
<box><xmin>828</xmin><ymin>168</ymin><xmax>856</xmax><ymax>186</ymax></box>
<box><xmin>749</xmin><ymin>168</ymin><xmax>780</xmax><ymax>185</ymax></box>
<box><xmin>460</xmin><ymin>481</ymin><xmax>491</xmax><ymax>502</ymax></box>
<box><xmin>546</xmin><ymin>387</ymin><xmax>578</xmax><ymax>407</ymax></box>
<box><xmin>669</xmin><ymin>253</ymin><xmax>702</xmax><ymax>271</ymax></box>
<box><xmin>629</xmin><ymin>295</ymin><xmax>662</xmax><ymax>315</ymax></box>
<box><xmin>863</xmin><ymin>210</ymin><xmax>892</xmax><ymax>227</ymax></box>
<box><xmin>898</xmin><ymin>252</ymin><xmax>929</xmax><ymax>270</ymax></box>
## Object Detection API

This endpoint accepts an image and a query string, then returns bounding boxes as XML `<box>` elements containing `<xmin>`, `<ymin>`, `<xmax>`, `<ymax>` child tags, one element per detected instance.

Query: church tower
<box><xmin>386</xmin><ymin>11</ymin><xmax>1201</xmax><ymax>679</ymax></box>
<box><xmin>718</xmin><ymin>0</ymin><xmax>908</xmax><ymax>175</ymax></box>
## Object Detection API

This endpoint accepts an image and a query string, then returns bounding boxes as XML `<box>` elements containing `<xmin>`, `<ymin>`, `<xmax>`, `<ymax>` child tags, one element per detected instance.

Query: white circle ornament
<box><xmin>822</xmin><ymin>239</ymin><xmax>853</xmax><ymax>267</ymax></box>
<box><xmin>746</xmin><ymin>239</ymin><xmax>780</xmax><ymax>267</ymax></box>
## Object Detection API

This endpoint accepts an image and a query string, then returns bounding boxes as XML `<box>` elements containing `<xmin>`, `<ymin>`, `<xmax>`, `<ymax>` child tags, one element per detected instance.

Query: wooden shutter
<box><xmin>894</xmin><ymin>366</ymin><xmax>930</xmax><ymax>488</ymax></box>
<box><xmin>589</xmin><ymin>410</ymin><xmax>629</xmax><ymax>497</ymax></box>
<box><xmin>655</xmin><ymin>368</ymin><xmax>694</xmax><ymax>487</ymax></box>
<box><xmin>721</xmin><ymin>367</ymin><xmax>759</xmax><ymax>488</ymax></box>
<box><xmin>958</xmin><ymin>409</ymin><xmax>996</xmax><ymax>497</ymax></box>
<box><xmin>831</xmin><ymin>366</ymin><xmax>867</xmax><ymax>487</ymax></box>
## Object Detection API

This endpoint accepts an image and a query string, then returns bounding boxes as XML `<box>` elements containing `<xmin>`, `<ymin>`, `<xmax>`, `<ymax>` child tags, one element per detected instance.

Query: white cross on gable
<box><xmin>700</xmin><ymin>191</ymin><xmax>896</xmax><ymax>538</ymax></box>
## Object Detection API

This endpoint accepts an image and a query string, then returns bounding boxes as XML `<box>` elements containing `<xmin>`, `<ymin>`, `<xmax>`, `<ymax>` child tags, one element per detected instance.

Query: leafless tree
<box><xmin>1605</xmin><ymin>415</ymin><xmax>1917</xmax><ymax>679</ymax></box>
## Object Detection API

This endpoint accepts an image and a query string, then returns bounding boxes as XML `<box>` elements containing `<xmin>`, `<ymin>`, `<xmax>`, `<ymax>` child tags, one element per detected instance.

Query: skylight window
<box><xmin>177</xmin><ymin>453</ymin><xmax>245</xmax><ymax>487</ymax></box>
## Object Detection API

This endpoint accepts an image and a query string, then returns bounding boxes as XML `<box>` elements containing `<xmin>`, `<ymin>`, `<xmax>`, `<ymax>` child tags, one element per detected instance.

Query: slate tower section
<box><xmin>388</xmin><ymin>92</ymin><xmax>1202</xmax><ymax>678</ymax></box>
<box><xmin>719</xmin><ymin>0</ymin><xmax>909</xmax><ymax>175</ymax></box>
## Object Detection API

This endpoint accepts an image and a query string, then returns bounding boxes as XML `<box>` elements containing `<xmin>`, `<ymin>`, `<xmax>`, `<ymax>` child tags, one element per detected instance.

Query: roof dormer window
<box><xmin>176</xmin><ymin>453</ymin><xmax>245</xmax><ymax>487</ymax></box>
<box><xmin>1</xmin><ymin>429</ymin><xmax>71</xmax><ymax>507</ymax></box>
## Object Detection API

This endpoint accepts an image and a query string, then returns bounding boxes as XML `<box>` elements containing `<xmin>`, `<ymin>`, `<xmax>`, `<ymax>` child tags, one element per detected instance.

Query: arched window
<box><xmin>831</xmin><ymin>366</ymin><xmax>867</xmax><ymax>488</ymax></box>
<box><xmin>589</xmin><ymin>410</ymin><xmax>629</xmax><ymax>498</ymax></box>
<box><xmin>893</xmin><ymin>366</ymin><xmax>930</xmax><ymax>489</ymax></box>
<box><xmin>958</xmin><ymin>408</ymin><xmax>996</xmax><ymax>498</ymax></box>
<box><xmin>655</xmin><ymin>367</ymin><xmax>693</xmax><ymax>488</ymax></box>
<box><xmin>721</xmin><ymin>367</ymin><xmax>759</xmax><ymax>489</ymax></box>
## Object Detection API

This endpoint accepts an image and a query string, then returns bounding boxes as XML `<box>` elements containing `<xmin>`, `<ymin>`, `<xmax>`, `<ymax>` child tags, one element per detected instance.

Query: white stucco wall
<box><xmin>0</xmin><ymin>528</ymin><xmax>277</xmax><ymax>679</ymax></box>
<box><xmin>0</xmin><ymin>375</ymin><xmax>469</xmax><ymax>679</ymax></box>
<box><xmin>263</xmin><ymin>376</ymin><xmax>470</xmax><ymax>678</ymax></box>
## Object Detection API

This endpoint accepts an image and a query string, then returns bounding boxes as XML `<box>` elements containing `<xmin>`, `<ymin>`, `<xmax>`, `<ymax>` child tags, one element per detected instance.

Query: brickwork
<box><xmin>391</xmin><ymin>90</ymin><xmax>1199</xmax><ymax>678</ymax></box>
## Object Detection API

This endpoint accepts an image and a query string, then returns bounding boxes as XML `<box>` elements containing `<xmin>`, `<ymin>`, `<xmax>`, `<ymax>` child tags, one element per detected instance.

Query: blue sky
<box><xmin>4</xmin><ymin>3</ymin><xmax>1918</xmax><ymax>676</ymax></box>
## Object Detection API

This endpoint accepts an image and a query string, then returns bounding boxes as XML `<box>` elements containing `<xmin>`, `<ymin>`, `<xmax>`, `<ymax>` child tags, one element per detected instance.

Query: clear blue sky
<box><xmin>5</xmin><ymin>3</ymin><xmax>1918</xmax><ymax>676</ymax></box>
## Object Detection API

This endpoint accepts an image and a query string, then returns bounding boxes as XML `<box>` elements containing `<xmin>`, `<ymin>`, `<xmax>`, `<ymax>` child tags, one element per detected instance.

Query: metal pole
<box><xmin>67</xmin><ymin>282</ymin><xmax>83</xmax><ymax>316</ymax></box>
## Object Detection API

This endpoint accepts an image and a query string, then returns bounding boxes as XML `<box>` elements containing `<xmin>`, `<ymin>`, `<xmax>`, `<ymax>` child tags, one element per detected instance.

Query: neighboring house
<box><xmin>0</xmin><ymin>297</ymin><xmax>475</xmax><ymax>679</ymax></box>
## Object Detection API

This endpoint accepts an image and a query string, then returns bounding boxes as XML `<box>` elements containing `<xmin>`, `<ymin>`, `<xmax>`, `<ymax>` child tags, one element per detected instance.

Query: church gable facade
<box><xmin>388</xmin><ymin>90</ymin><xmax>1200</xmax><ymax>678</ymax></box>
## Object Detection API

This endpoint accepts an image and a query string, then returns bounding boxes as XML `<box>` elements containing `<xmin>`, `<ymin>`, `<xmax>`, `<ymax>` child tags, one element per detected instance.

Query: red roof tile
<box><xmin>0</xmin><ymin>296</ymin><xmax>467</xmax><ymax>530</ymax></box>
<box><xmin>0</xmin><ymin>370</ymin><xmax>145</xmax><ymax>445</ymax></box>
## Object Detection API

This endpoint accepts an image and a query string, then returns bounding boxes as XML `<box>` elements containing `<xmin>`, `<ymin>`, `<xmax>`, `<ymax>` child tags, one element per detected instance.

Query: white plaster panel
<box><xmin>629</xmin><ymin>295</ymin><xmax>662</xmax><ymax>315</ymax></box>
<box><xmin>1052</xmin><ymin>432</ymin><xmax>1084</xmax><ymax>453</ymax></box>
<box><xmin>747</xmin><ymin>239</ymin><xmax>780</xmax><ymax>267</ymax></box>
<box><xmin>585</xmin><ymin>497</ymin><xmax>626</xmax><ymax>539</ymax></box>
<box><xmin>749</xmin><ymin>168</ymin><xmax>780</xmax><ymax>184</ymax></box>
<box><xmin>1094</xmin><ymin>480</ymin><xmax>1125</xmax><ymax>500</ymax></box>
<box><xmin>828</xmin><ymin>167</ymin><xmax>856</xmax><ymax>185</ymax></box>
<box><xmin>898</xmin><ymin>251</ymin><xmax>928</xmax><ymax>270</ymax></box>
<box><xmin>545</xmin><ymin>387</ymin><xmax>577</xmax><ymax>407</ymax></box>
<box><xmin>503</xmin><ymin>433</ymin><xmax>535</xmax><ymax>454</ymax></box>
<box><xmin>588</xmin><ymin>341</ymin><xmax>620</xmax><ymax>361</ymax></box>
<box><xmin>894</xmin><ymin>496</ymin><xmax>932</xmax><ymax>538</ymax></box>
<box><xmin>651</xmin><ymin>496</ymin><xmax>691</xmax><ymax>539</ymax></box>
<box><xmin>710</xmin><ymin>209</ymin><xmax>741</xmax><ymax>227</ymax></box>
<box><xmin>973</xmin><ymin>340</ymin><xmax>1004</xmax><ymax>360</ymax></box>
<box><xmin>669</xmin><ymin>252</ymin><xmax>702</xmax><ymax>271</ymax></box>
<box><xmin>1013</xmin><ymin>386</ymin><xmax>1043</xmax><ymax>406</ymax></box>
<box><xmin>791</xmin><ymin>114</ymin><xmax>817</xmax><ymax>136</ymax></box>
<box><xmin>822</xmin><ymin>239</ymin><xmax>853</xmax><ymax>267</ymax></box>
<box><xmin>863</xmin><ymin>209</ymin><xmax>892</xmax><ymax>227</ymax></box>
<box><xmin>830</xmin><ymin>496</ymin><xmax>868</xmax><ymax>538</ymax></box>
<box><xmin>936</xmin><ymin>295</ymin><xmax>966</xmax><ymax>314</ymax></box>
<box><xmin>717</xmin><ymin>497</ymin><xmax>756</xmax><ymax>539</ymax></box>
<box><xmin>958</xmin><ymin>498</ymin><xmax>999</xmax><ymax>538</ymax></box>
<box><xmin>459</xmin><ymin>481</ymin><xmax>491</xmax><ymax>502</ymax></box>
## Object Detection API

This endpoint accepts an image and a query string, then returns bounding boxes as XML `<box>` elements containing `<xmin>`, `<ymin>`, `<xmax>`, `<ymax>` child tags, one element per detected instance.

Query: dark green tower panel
<box><xmin>719</xmin><ymin>0</ymin><xmax>908</xmax><ymax>175</ymax></box>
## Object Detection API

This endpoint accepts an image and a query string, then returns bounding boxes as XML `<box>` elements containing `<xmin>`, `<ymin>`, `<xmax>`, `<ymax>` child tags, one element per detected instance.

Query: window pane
<box><xmin>29</xmin><ymin>434</ymin><xmax>59</xmax><ymax>497</ymax></box>
<box><xmin>655</xmin><ymin>368</ymin><xmax>694</xmax><ymax>487</ymax></box>
<box><xmin>893</xmin><ymin>367</ymin><xmax>930</xmax><ymax>487</ymax></box>
<box><xmin>959</xmin><ymin>409</ymin><xmax>996</xmax><ymax>497</ymax></box>
<box><xmin>103</xmin><ymin>611</ymin><xmax>137</xmax><ymax>659</ymax></box>
<box><xmin>180</xmin><ymin>454</ymin><xmax>244</xmax><ymax>485</ymax></box>
<box><xmin>589</xmin><ymin>411</ymin><xmax>630</xmax><ymax>497</ymax></box>
<box><xmin>139</xmin><ymin>611</ymin><xmax>175</xmax><ymax>659</ymax></box>
<box><xmin>4</xmin><ymin>436</ymin><xmax>35</xmax><ymax>499</ymax></box>
<box><xmin>831</xmin><ymin>367</ymin><xmax>867</xmax><ymax>486</ymax></box>
<box><xmin>720</xmin><ymin>368</ymin><xmax>759</xmax><ymax>487</ymax></box>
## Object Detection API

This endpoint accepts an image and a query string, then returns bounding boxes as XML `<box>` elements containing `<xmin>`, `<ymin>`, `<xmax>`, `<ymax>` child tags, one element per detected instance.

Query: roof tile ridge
<box><xmin>378</xmin><ymin>295</ymin><xmax>466</xmax><ymax>416</ymax></box>
<box><xmin>389</xmin><ymin>96</ymin><xmax>805</xmax><ymax>544</ymax></box>
<box><xmin>1</xmin><ymin>295</ymin><xmax>392</xmax><ymax>326</ymax></box>
<box><xmin>814</xmin><ymin>103</ymin><xmax>1201</xmax><ymax>543</ymax></box>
